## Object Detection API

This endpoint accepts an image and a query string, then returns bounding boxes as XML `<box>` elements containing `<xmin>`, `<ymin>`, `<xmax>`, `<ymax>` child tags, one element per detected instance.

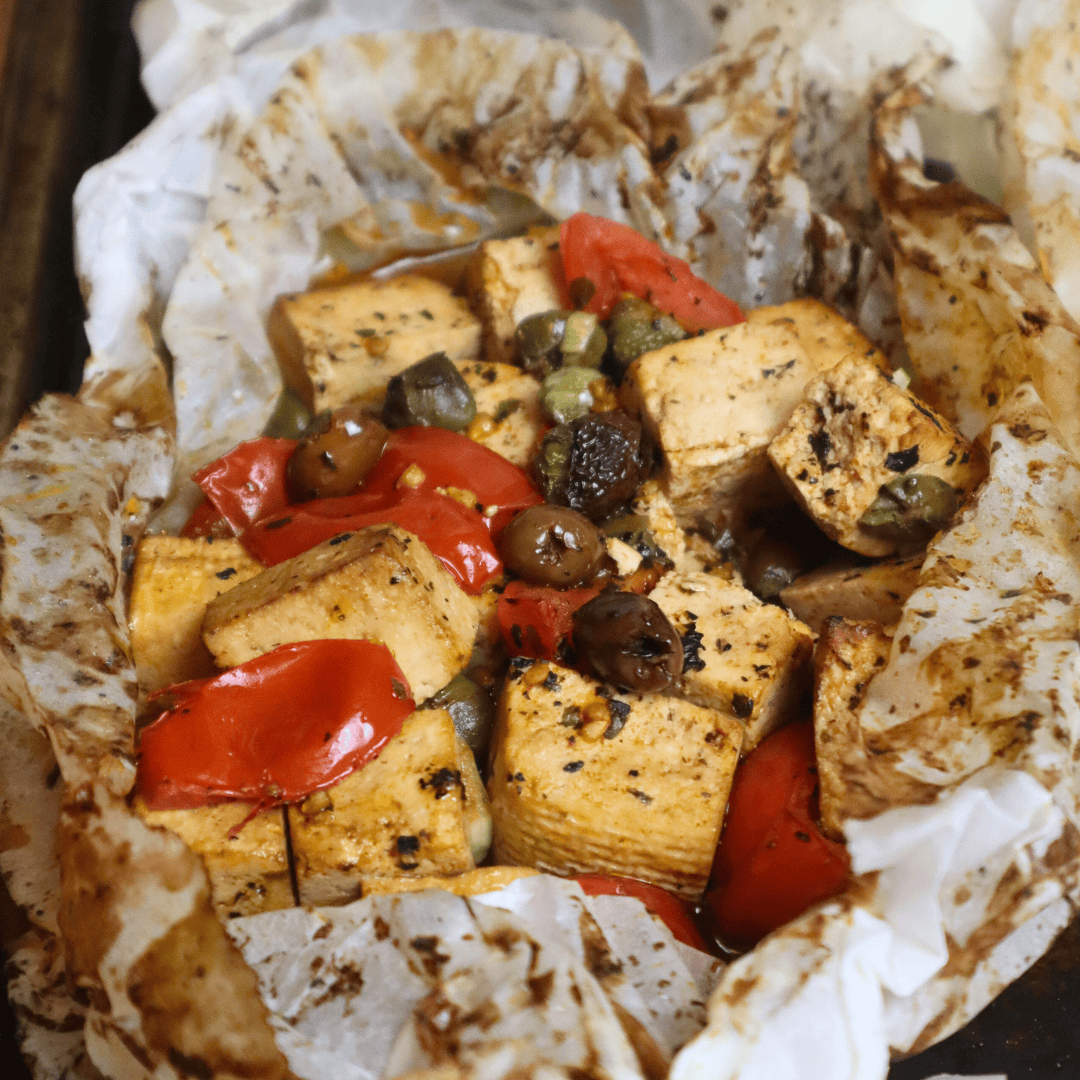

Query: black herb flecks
<box><xmin>680</xmin><ymin>618</ymin><xmax>706</xmax><ymax>672</ymax></box>
<box><xmin>884</xmin><ymin>446</ymin><xmax>920</xmax><ymax>472</ymax></box>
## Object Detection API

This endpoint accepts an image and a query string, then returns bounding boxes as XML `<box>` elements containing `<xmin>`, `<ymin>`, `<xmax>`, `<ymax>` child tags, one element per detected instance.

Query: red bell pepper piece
<box><xmin>576</xmin><ymin>873</ymin><xmax>709</xmax><ymax>952</ymax></box>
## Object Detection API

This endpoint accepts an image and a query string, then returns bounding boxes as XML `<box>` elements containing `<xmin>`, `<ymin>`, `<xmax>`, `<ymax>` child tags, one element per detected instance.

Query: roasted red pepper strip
<box><xmin>496</xmin><ymin>580</ymin><xmax>600</xmax><ymax>660</ymax></box>
<box><xmin>179</xmin><ymin>499</ymin><xmax>232</xmax><ymax>539</ymax></box>
<box><xmin>576</xmin><ymin>873</ymin><xmax>709</xmax><ymax>952</ymax></box>
<box><xmin>705</xmin><ymin>719</ymin><xmax>850</xmax><ymax>946</ymax></box>
<box><xmin>136</xmin><ymin>640</ymin><xmax>414</xmax><ymax>810</ymax></box>
<box><xmin>191</xmin><ymin>437</ymin><xmax>294</xmax><ymax>534</ymax></box>
<box><xmin>243</xmin><ymin>488</ymin><xmax>501</xmax><ymax>594</ymax></box>
<box><xmin>559</xmin><ymin>212</ymin><xmax>745</xmax><ymax>331</ymax></box>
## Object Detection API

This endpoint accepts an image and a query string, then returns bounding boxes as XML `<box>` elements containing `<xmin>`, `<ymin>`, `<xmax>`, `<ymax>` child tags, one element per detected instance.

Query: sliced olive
<box><xmin>263</xmin><ymin>387</ymin><xmax>312</xmax><ymax>439</ymax></box>
<box><xmin>563</xmin><ymin>411</ymin><xmax>647</xmax><ymax>522</ymax></box>
<box><xmin>859</xmin><ymin>474</ymin><xmax>959</xmax><ymax>546</ymax></box>
<box><xmin>499</xmin><ymin>505</ymin><xmax>606</xmax><ymax>588</ymax></box>
<box><xmin>572</xmin><ymin>591</ymin><xmax>683</xmax><ymax>693</ymax></box>
<box><xmin>514</xmin><ymin>309</ymin><xmax>607</xmax><ymax>377</ymax></box>
<box><xmin>381</xmin><ymin>352</ymin><xmax>476</xmax><ymax>431</ymax></box>
<box><xmin>602</xmin><ymin>512</ymin><xmax>674</xmax><ymax>568</ymax></box>
<box><xmin>745</xmin><ymin>537</ymin><xmax>803</xmax><ymax>601</ymax></box>
<box><xmin>607</xmin><ymin>296</ymin><xmax>685</xmax><ymax>373</ymax></box>
<box><xmin>540</xmin><ymin>366</ymin><xmax>597</xmax><ymax>425</ymax></box>
<box><xmin>424</xmin><ymin>674</ymin><xmax>496</xmax><ymax>760</ymax></box>
<box><xmin>286</xmin><ymin>406</ymin><xmax>388</xmax><ymax>502</ymax></box>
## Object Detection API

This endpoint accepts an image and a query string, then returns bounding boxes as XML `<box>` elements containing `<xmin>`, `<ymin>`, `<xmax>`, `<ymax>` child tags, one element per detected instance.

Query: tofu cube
<box><xmin>133</xmin><ymin>799</ymin><xmax>292</xmax><ymax>919</ymax></box>
<box><xmin>287</xmin><ymin>708</ymin><xmax>476</xmax><ymax>906</ymax></box>
<box><xmin>267</xmin><ymin>274</ymin><xmax>481</xmax><ymax>412</ymax></box>
<box><xmin>630</xmin><ymin>479</ymin><xmax>686</xmax><ymax>566</ymax></box>
<box><xmin>489</xmin><ymin>660</ymin><xmax>742</xmax><ymax>900</ymax></box>
<box><xmin>454</xmin><ymin>360</ymin><xmax>544</xmax><ymax>468</ymax></box>
<box><xmin>620</xmin><ymin>321</ymin><xmax>817</xmax><ymax>529</ymax></box>
<box><xmin>201</xmin><ymin>524</ymin><xmax>479</xmax><ymax>701</ymax></box>
<box><xmin>767</xmin><ymin>355</ymin><xmax>986</xmax><ymax>557</ymax></box>
<box><xmin>649</xmin><ymin>572</ymin><xmax>814</xmax><ymax>752</ymax></box>
<box><xmin>745</xmin><ymin>298</ymin><xmax>891</xmax><ymax>374</ymax></box>
<box><xmin>129</xmin><ymin>536</ymin><xmax>263</xmax><ymax>695</ymax></box>
<box><xmin>465</xmin><ymin>227</ymin><xmax>563</xmax><ymax>364</ymax></box>
<box><xmin>812</xmin><ymin>617</ymin><xmax>895</xmax><ymax>837</ymax></box>
<box><xmin>779</xmin><ymin>555</ymin><xmax>924</xmax><ymax>634</ymax></box>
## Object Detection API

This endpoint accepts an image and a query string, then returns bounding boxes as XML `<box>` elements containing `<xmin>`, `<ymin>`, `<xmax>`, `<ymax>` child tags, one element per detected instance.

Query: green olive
<box><xmin>381</xmin><ymin>352</ymin><xmax>476</xmax><ymax>431</ymax></box>
<box><xmin>572</xmin><ymin>591</ymin><xmax>683</xmax><ymax>692</ymax></box>
<box><xmin>499</xmin><ymin>505</ymin><xmax>606</xmax><ymax>587</ymax></box>
<box><xmin>514</xmin><ymin>309</ymin><xmax>607</xmax><ymax>377</ymax></box>
<box><xmin>607</xmin><ymin>296</ymin><xmax>685</xmax><ymax>372</ymax></box>
<box><xmin>535</xmin><ymin>424</ymin><xmax>574</xmax><ymax>504</ymax></box>
<box><xmin>859</xmin><ymin>474</ymin><xmax>959</xmax><ymax>546</ymax></box>
<box><xmin>262</xmin><ymin>388</ymin><xmax>313</xmax><ymax>439</ymax></box>
<box><xmin>424</xmin><ymin>674</ymin><xmax>496</xmax><ymax>760</ymax></box>
<box><xmin>540</xmin><ymin>366</ymin><xmax>596</xmax><ymax>425</ymax></box>
<box><xmin>286</xmin><ymin>406</ymin><xmax>388</xmax><ymax>501</ymax></box>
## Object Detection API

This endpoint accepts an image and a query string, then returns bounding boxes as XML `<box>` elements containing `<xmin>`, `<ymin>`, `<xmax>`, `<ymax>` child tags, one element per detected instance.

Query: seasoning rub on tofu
<box><xmin>287</xmin><ymin>708</ymin><xmax>480</xmax><ymax>906</ymax></box>
<box><xmin>489</xmin><ymin>660</ymin><xmax>743</xmax><ymax>900</ymax></box>
<box><xmin>201</xmin><ymin>524</ymin><xmax>479</xmax><ymax>700</ymax></box>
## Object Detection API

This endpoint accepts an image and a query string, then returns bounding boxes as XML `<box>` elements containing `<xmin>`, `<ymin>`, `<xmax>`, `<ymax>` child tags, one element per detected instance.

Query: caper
<box><xmin>535</xmin><ymin>424</ymin><xmax>574</xmax><ymax>505</ymax></box>
<box><xmin>540</xmin><ymin>366</ymin><xmax>597</xmax><ymax>425</ymax></box>
<box><xmin>263</xmin><ymin>387</ymin><xmax>313</xmax><ymax>439</ymax></box>
<box><xmin>286</xmin><ymin>406</ymin><xmax>388</xmax><ymax>502</ymax></box>
<box><xmin>424</xmin><ymin>674</ymin><xmax>496</xmax><ymax>760</ymax></box>
<box><xmin>602</xmin><ymin>512</ymin><xmax>674</xmax><ymax>568</ymax></box>
<box><xmin>859</xmin><ymin>474</ymin><xmax>959</xmax><ymax>547</ymax></box>
<box><xmin>572</xmin><ymin>591</ymin><xmax>683</xmax><ymax>693</ymax></box>
<box><xmin>381</xmin><ymin>352</ymin><xmax>476</xmax><ymax>431</ymax></box>
<box><xmin>514</xmin><ymin>309</ymin><xmax>607</xmax><ymax>377</ymax></box>
<box><xmin>745</xmin><ymin>537</ymin><xmax>804</xmax><ymax>601</ymax></box>
<box><xmin>499</xmin><ymin>505</ymin><xmax>606</xmax><ymax>588</ymax></box>
<box><xmin>607</xmin><ymin>296</ymin><xmax>685</xmax><ymax>373</ymax></box>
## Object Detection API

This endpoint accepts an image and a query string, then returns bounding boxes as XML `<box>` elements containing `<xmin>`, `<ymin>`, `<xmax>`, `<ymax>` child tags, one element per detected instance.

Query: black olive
<box><xmin>381</xmin><ymin>352</ymin><xmax>476</xmax><ymax>431</ymax></box>
<box><xmin>745</xmin><ymin>537</ymin><xmax>804</xmax><ymax>601</ymax></box>
<box><xmin>572</xmin><ymin>591</ymin><xmax>683</xmax><ymax>692</ymax></box>
<box><xmin>424</xmin><ymin>674</ymin><xmax>496</xmax><ymax>760</ymax></box>
<box><xmin>563</xmin><ymin>411</ymin><xmax>648</xmax><ymax>522</ymax></box>
<box><xmin>859</xmin><ymin>474</ymin><xmax>959</xmax><ymax>547</ymax></box>
<box><xmin>499</xmin><ymin>505</ymin><xmax>606</xmax><ymax>587</ymax></box>
<box><xmin>286</xmin><ymin>406</ymin><xmax>388</xmax><ymax>502</ymax></box>
<box><xmin>606</xmin><ymin>296</ymin><xmax>685</xmax><ymax>373</ymax></box>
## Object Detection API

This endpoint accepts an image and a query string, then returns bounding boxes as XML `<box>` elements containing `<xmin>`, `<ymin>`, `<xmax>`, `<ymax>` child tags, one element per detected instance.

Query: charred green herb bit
<box><xmin>540</xmin><ymin>366</ymin><xmax>596</xmax><ymax>425</ymax></box>
<box><xmin>514</xmin><ymin>309</ymin><xmax>607</xmax><ymax>377</ymax></box>
<box><xmin>607</xmin><ymin>296</ymin><xmax>685</xmax><ymax>373</ymax></box>
<box><xmin>424</xmin><ymin>674</ymin><xmax>496</xmax><ymax>760</ymax></box>
<box><xmin>381</xmin><ymin>352</ymin><xmax>476</xmax><ymax>431</ymax></box>
<box><xmin>860</xmin><ymin>474</ymin><xmax>959</xmax><ymax>547</ymax></box>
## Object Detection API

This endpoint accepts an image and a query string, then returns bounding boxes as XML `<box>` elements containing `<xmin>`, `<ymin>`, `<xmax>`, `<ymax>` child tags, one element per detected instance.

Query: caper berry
<box><xmin>286</xmin><ymin>406</ymin><xmax>388</xmax><ymax>502</ymax></box>
<box><xmin>607</xmin><ymin>296</ymin><xmax>685</xmax><ymax>373</ymax></box>
<box><xmin>514</xmin><ymin>309</ymin><xmax>607</xmax><ymax>377</ymax></box>
<box><xmin>381</xmin><ymin>352</ymin><xmax>476</xmax><ymax>431</ymax></box>
<box><xmin>572</xmin><ymin>591</ymin><xmax>683</xmax><ymax>692</ymax></box>
<box><xmin>263</xmin><ymin>387</ymin><xmax>313</xmax><ymax>439</ymax></box>
<box><xmin>859</xmin><ymin>474</ymin><xmax>959</xmax><ymax>547</ymax></box>
<box><xmin>540</xmin><ymin>366</ymin><xmax>597</xmax><ymax>425</ymax></box>
<box><xmin>499</xmin><ymin>505</ymin><xmax>606</xmax><ymax>588</ymax></box>
<box><xmin>424</xmin><ymin>674</ymin><xmax>496</xmax><ymax>760</ymax></box>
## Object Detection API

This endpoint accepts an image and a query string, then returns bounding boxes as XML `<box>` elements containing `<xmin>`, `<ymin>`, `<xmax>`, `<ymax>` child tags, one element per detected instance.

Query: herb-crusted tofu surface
<box><xmin>649</xmin><ymin>572</ymin><xmax>814</xmax><ymax>752</ymax></box>
<box><xmin>268</xmin><ymin>274</ymin><xmax>481</xmax><ymax>412</ymax></box>
<box><xmin>287</xmin><ymin>708</ymin><xmax>477</xmax><ymax>906</ymax></box>
<box><xmin>489</xmin><ymin>660</ymin><xmax>743</xmax><ymax>900</ymax></box>
<box><xmin>453</xmin><ymin>359</ymin><xmax>544</xmax><ymax>468</ymax></box>
<box><xmin>200</xmin><ymin>524</ymin><xmax>479</xmax><ymax>700</ymax></box>
<box><xmin>767</xmin><ymin>354</ymin><xmax>986</xmax><ymax>556</ymax></box>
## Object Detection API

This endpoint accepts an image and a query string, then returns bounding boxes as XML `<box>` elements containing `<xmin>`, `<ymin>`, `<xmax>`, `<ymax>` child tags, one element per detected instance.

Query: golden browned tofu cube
<box><xmin>465</xmin><ymin>226</ymin><xmax>562</xmax><ymax>364</ymax></box>
<box><xmin>620</xmin><ymin>321</ymin><xmax>816</xmax><ymax>528</ymax></box>
<box><xmin>767</xmin><ymin>355</ymin><xmax>986</xmax><ymax>557</ymax></box>
<box><xmin>129</xmin><ymin>536</ymin><xmax>263</xmax><ymax>695</ymax></box>
<box><xmin>267</xmin><ymin>274</ymin><xmax>481</xmax><ymax>412</ymax></box>
<box><xmin>287</xmin><ymin>708</ymin><xmax>477</xmax><ymax>906</ymax></box>
<box><xmin>489</xmin><ymin>660</ymin><xmax>742</xmax><ymax>900</ymax></box>
<box><xmin>133</xmin><ymin>798</ymin><xmax>292</xmax><ymax>919</ymax></box>
<box><xmin>813</xmin><ymin>617</ymin><xmax>895</xmax><ymax>837</ymax></box>
<box><xmin>201</xmin><ymin>525</ymin><xmax>479</xmax><ymax>701</ymax></box>
<box><xmin>649</xmin><ymin>572</ymin><xmax>814</xmax><ymax>753</ymax></box>
<box><xmin>454</xmin><ymin>360</ymin><xmax>544</xmax><ymax>468</ymax></box>
<box><xmin>779</xmin><ymin>555</ymin><xmax>924</xmax><ymax>634</ymax></box>
<box><xmin>746</xmin><ymin>298</ymin><xmax>891</xmax><ymax>374</ymax></box>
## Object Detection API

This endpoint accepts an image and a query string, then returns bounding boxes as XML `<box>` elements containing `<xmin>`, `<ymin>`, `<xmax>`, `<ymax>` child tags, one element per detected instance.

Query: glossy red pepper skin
<box><xmin>559</xmin><ymin>212</ymin><xmax>745</xmax><ymax>332</ymax></box>
<box><xmin>191</xmin><ymin>437</ymin><xmax>293</xmax><ymax>534</ymax></box>
<box><xmin>496</xmin><ymin>580</ymin><xmax>600</xmax><ymax>660</ymax></box>
<box><xmin>136</xmin><ymin>640</ymin><xmax>415</xmax><ymax>810</ymax></box>
<box><xmin>705</xmin><ymin>719</ymin><xmax>850</xmax><ymax>946</ymax></box>
<box><xmin>576</xmin><ymin>873</ymin><xmax>709</xmax><ymax>952</ymax></box>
